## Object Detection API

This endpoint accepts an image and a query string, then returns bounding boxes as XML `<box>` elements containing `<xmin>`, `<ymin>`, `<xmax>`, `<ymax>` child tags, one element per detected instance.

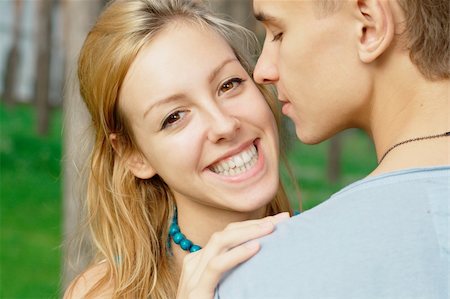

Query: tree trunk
<box><xmin>61</xmin><ymin>0</ymin><xmax>102</xmax><ymax>292</ymax></box>
<box><xmin>35</xmin><ymin>0</ymin><xmax>53</xmax><ymax>135</ymax></box>
<box><xmin>328</xmin><ymin>135</ymin><xmax>342</xmax><ymax>183</ymax></box>
<box><xmin>2</xmin><ymin>0</ymin><xmax>23</xmax><ymax>105</ymax></box>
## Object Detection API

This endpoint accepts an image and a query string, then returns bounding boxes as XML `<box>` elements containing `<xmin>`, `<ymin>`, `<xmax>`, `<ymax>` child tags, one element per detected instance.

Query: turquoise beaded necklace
<box><xmin>168</xmin><ymin>209</ymin><xmax>301</xmax><ymax>253</ymax></box>
<box><xmin>168</xmin><ymin>209</ymin><xmax>202</xmax><ymax>253</ymax></box>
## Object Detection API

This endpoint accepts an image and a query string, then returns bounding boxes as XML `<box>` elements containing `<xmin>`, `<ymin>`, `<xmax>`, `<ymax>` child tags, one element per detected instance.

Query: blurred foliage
<box><xmin>0</xmin><ymin>103</ymin><xmax>62</xmax><ymax>298</ymax></box>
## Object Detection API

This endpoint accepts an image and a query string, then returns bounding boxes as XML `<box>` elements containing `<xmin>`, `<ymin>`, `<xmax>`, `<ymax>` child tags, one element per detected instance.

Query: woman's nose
<box><xmin>206</xmin><ymin>108</ymin><xmax>241</xmax><ymax>143</ymax></box>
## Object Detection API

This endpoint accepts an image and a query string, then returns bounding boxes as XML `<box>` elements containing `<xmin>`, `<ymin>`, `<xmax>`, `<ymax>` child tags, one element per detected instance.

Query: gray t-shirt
<box><xmin>215</xmin><ymin>166</ymin><xmax>449</xmax><ymax>299</ymax></box>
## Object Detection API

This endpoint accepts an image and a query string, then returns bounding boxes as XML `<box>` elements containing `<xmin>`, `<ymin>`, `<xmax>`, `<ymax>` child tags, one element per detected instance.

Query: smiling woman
<box><xmin>64</xmin><ymin>0</ymin><xmax>294</xmax><ymax>299</ymax></box>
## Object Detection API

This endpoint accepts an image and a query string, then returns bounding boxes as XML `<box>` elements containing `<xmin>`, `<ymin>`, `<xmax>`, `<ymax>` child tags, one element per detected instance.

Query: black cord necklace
<box><xmin>378</xmin><ymin>131</ymin><xmax>450</xmax><ymax>164</ymax></box>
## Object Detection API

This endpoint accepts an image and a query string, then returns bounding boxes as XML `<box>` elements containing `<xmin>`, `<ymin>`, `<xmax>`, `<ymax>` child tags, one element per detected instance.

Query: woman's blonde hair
<box><xmin>74</xmin><ymin>0</ymin><xmax>293</xmax><ymax>298</ymax></box>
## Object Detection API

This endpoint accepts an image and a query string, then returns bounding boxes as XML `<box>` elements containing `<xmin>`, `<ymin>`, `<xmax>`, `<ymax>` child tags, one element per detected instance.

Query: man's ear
<box><xmin>109</xmin><ymin>133</ymin><xmax>156</xmax><ymax>179</ymax></box>
<box><xmin>356</xmin><ymin>0</ymin><xmax>395</xmax><ymax>63</ymax></box>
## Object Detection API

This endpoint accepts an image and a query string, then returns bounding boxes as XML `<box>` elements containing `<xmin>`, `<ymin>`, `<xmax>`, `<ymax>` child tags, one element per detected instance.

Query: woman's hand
<box><xmin>176</xmin><ymin>212</ymin><xmax>290</xmax><ymax>299</ymax></box>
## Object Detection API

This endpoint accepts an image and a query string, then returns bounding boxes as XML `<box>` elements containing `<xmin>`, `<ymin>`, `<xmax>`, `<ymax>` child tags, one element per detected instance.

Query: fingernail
<box><xmin>244</xmin><ymin>241</ymin><xmax>259</xmax><ymax>250</ymax></box>
<box><xmin>274</xmin><ymin>212</ymin><xmax>290</xmax><ymax>220</ymax></box>
<box><xmin>259</xmin><ymin>221</ymin><xmax>274</xmax><ymax>230</ymax></box>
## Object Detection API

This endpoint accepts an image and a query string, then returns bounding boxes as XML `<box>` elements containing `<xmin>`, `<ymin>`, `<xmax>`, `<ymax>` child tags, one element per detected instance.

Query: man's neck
<box><xmin>366</xmin><ymin>56</ymin><xmax>450</xmax><ymax>175</ymax></box>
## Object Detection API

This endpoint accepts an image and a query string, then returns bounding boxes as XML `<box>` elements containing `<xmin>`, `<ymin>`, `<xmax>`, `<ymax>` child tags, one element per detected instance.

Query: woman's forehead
<box><xmin>119</xmin><ymin>23</ymin><xmax>239</xmax><ymax>116</ymax></box>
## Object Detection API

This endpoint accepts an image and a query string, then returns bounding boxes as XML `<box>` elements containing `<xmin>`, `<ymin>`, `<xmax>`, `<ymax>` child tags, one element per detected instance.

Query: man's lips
<box><xmin>278</xmin><ymin>97</ymin><xmax>290</xmax><ymax>104</ymax></box>
<box><xmin>281</xmin><ymin>100</ymin><xmax>292</xmax><ymax>115</ymax></box>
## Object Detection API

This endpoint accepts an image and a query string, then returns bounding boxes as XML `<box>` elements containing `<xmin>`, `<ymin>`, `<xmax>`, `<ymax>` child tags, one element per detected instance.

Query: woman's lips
<box><xmin>206</xmin><ymin>139</ymin><xmax>265</xmax><ymax>183</ymax></box>
<box><xmin>209</xmin><ymin>143</ymin><xmax>258</xmax><ymax>176</ymax></box>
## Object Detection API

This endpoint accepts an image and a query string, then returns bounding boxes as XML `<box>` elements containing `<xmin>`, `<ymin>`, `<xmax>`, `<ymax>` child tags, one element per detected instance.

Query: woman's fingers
<box><xmin>189</xmin><ymin>219</ymin><xmax>278</xmax><ymax>287</ymax></box>
<box><xmin>224</xmin><ymin>212</ymin><xmax>290</xmax><ymax>230</ymax></box>
<box><xmin>195</xmin><ymin>213</ymin><xmax>290</xmax><ymax>277</ymax></box>
<box><xmin>206</xmin><ymin>240</ymin><xmax>260</xmax><ymax>279</ymax></box>
<box><xmin>176</xmin><ymin>213</ymin><xmax>291</xmax><ymax>299</ymax></box>
<box><xmin>180</xmin><ymin>219</ymin><xmax>277</xmax><ymax>275</ymax></box>
<box><xmin>186</xmin><ymin>241</ymin><xmax>261</xmax><ymax>299</ymax></box>
<box><xmin>204</xmin><ymin>220</ymin><xmax>275</xmax><ymax>256</ymax></box>
<box><xmin>190</xmin><ymin>213</ymin><xmax>290</xmax><ymax>276</ymax></box>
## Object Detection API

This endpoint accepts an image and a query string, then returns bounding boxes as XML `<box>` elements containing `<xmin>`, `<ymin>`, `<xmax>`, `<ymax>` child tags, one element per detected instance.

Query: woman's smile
<box><xmin>209</xmin><ymin>143</ymin><xmax>258</xmax><ymax>176</ymax></box>
<box><xmin>205</xmin><ymin>139</ymin><xmax>267</xmax><ymax>184</ymax></box>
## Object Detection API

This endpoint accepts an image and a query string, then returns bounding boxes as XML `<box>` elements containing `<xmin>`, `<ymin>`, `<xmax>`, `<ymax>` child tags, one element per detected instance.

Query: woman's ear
<box><xmin>356</xmin><ymin>0</ymin><xmax>395</xmax><ymax>63</ymax></box>
<box><xmin>109</xmin><ymin>133</ymin><xmax>156</xmax><ymax>179</ymax></box>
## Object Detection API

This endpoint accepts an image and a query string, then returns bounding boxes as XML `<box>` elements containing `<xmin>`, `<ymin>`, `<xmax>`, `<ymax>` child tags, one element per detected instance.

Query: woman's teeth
<box><xmin>210</xmin><ymin>145</ymin><xmax>258</xmax><ymax>176</ymax></box>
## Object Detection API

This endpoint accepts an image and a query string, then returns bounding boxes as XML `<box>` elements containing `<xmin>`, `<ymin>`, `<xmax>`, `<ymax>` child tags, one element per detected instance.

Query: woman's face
<box><xmin>118</xmin><ymin>23</ymin><xmax>279</xmax><ymax>213</ymax></box>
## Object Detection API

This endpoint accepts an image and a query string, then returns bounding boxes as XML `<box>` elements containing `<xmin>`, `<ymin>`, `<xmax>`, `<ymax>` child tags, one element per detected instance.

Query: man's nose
<box><xmin>253</xmin><ymin>44</ymin><xmax>279</xmax><ymax>85</ymax></box>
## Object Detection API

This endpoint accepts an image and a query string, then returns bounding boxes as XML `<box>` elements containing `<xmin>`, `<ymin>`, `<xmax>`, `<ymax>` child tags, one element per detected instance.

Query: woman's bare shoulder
<box><xmin>63</xmin><ymin>260</ymin><xmax>114</xmax><ymax>299</ymax></box>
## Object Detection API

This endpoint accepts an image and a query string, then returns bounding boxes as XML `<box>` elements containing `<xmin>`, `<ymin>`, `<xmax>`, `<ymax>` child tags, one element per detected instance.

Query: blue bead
<box><xmin>180</xmin><ymin>239</ymin><xmax>193</xmax><ymax>251</ymax></box>
<box><xmin>190</xmin><ymin>245</ymin><xmax>202</xmax><ymax>252</ymax></box>
<box><xmin>173</xmin><ymin>232</ymin><xmax>185</xmax><ymax>244</ymax></box>
<box><xmin>167</xmin><ymin>208</ymin><xmax>202</xmax><ymax>253</ymax></box>
<box><xmin>169</xmin><ymin>223</ymin><xmax>180</xmax><ymax>236</ymax></box>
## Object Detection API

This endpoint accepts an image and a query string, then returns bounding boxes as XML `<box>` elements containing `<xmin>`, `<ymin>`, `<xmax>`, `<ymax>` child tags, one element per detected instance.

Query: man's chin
<box><xmin>295</xmin><ymin>127</ymin><xmax>327</xmax><ymax>145</ymax></box>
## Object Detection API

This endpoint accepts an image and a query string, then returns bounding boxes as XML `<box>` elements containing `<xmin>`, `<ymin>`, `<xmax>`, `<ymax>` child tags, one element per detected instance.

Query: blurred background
<box><xmin>0</xmin><ymin>0</ymin><xmax>377</xmax><ymax>298</ymax></box>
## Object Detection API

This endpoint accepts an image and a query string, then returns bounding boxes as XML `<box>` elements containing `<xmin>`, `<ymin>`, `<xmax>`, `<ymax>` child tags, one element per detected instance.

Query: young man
<box><xmin>215</xmin><ymin>0</ymin><xmax>449</xmax><ymax>298</ymax></box>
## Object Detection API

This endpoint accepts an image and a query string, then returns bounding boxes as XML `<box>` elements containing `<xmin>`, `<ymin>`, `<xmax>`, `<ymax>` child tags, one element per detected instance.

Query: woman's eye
<box><xmin>272</xmin><ymin>32</ymin><xmax>283</xmax><ymax>42</ymax></box>
<box><xmin>218</xmin><ymin>78</ymin><xmax>244</xmax><ymax>95</ymax></box>
<box><xmin>161</xmin><ymin>110</ymin><xmax>187</xmax><ymax>129</ymax></box>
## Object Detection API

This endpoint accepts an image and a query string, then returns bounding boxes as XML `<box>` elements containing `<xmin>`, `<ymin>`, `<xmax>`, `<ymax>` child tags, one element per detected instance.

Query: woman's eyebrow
<box><xmin>143</xmin><ymin>94</ymin><xmax>184</xmax><ymax>118</ymax></box>
<box><xmin>208</xmin><ymin>58</ymin><xmax>238</xmax><ymax>83</ymax></box>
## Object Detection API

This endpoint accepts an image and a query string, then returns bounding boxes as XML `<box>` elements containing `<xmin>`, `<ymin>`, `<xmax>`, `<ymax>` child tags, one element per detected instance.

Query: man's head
<box><xmin>253</xmin><ymin>0</ymin><xmax>449</xmax><ymax>144</ymax></box>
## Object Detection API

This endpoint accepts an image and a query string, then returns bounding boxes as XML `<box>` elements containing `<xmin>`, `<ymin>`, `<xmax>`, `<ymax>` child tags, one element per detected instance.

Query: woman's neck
<box><xmin>170</xmin><ymin>198</ymin><xmax>266</xmax><ymax>271</ymax></box>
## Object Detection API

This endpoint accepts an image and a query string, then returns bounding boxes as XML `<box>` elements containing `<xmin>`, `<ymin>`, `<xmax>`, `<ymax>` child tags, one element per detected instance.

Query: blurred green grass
<box><xmin>1</xmin><ymin>103</ymin><xmax>62</xmax><ymax>299</ymax></box>
<box><xmin>0</xmin><ymin>103</ymin><xmax>376</xmax><ymax>298</ymax></box>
